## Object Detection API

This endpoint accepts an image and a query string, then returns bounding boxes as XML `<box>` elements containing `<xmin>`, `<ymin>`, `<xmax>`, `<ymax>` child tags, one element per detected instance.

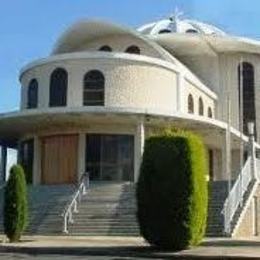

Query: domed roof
<box><xmin>138</xmin><ymin>16</ymin><xmax>226</xmax><ymax>36</ymax></box>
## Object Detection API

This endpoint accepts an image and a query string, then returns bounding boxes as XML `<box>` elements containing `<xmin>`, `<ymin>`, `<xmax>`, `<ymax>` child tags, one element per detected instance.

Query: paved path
<box><xmin>2</xmin><ymin>236</ymin><xmax>260</xmax><ymax>259</ymax></box>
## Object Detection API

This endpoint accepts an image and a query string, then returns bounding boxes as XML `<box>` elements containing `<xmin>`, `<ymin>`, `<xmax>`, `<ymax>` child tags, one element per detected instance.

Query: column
<box><xmin>177</xmin><ymin>72</ymin><xmax>184</xmax><ymax>112</ymax></box>
<box><xmin>77</xmin><ymin>133</ymin><xmax>86</xmax><ymax>183</ymax></box>
<box><xmin>218</xmin><ymin>130</ymin><xmax>233</xmax><ymax>183</ymax></box>
<box><xmin>1</xmin><ymin>146</ymin><xmax>7</xmax><ymax>182</ymax></box>
<box><xmin>248</xmin><ymin>122</ymin><xmax>256</xmax><ymax>179</ymax></box>
<box><xmin>134</xmin><ymin>121</ymin><xmax>145</xmax><ymax>183</ymax></box>
<box><xmin>33</xmin><ymin>137</ymin><xmax>41</xmax><ymax>185</ymax></box>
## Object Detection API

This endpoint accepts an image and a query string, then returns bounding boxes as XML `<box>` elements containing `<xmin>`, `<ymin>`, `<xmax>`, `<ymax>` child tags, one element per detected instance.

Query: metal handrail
<box><xmin>62</xmin><ymin>172</ymin><xmax>90</xmax><ymax>233</ymax></box>
<box><xmin>222</xmin><ymin>157</ymin><xmax>252</xmax><ymax>234</ymax></box>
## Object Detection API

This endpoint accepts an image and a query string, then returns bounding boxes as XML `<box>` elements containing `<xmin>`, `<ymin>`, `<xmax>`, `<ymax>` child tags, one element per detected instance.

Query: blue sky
<box><xmin>1</xmin><ymin>0</ymin><xmax>260</xmax><ymax>113</ymax></box>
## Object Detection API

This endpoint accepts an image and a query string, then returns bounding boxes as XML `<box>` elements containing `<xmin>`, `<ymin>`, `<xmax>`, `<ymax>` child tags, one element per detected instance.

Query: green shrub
<box><xmin>136</xmin><ymin>130</ymin><xmax>208</xmax><ymax>250</ymax></box>
<box><xmin>4</xmin><ymin>164</ymin><xmax>28</xmax><ymax>242</ymax></box>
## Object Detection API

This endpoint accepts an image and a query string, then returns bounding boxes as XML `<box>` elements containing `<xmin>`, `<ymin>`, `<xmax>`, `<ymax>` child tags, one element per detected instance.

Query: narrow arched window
<box><xmin>159</xmin><ymin>29</ymin><xmax>171</xmax><ymax>34</ymax></box>
<box><xmin>27</xmin><ymin>79</ymin><xmax>38</xmax><ymax>109</ymax></box>
<box><xmin>188</xmin><ymin>94</ymin><xmax>194</xmax><ymax>114</ymax></box>
<box><xmin>83</xmin><ymin>70</ymin><xmax>105</xmax><ymax>106</ymax></box>
<box><xmin>238</xmin><ymin>62</ymin><xmax>256</xmax><ymax>137</ymax></box>
<box><xmin>49</xmin><ymin>68</ymin><xmax>68</xmax><ymax>107</ymax></box>
<box><xmin>199</xmin><ymin>97</ymin><xmax>204</xmax><ymax>116</ymax></box>
<box><xmin>208</xmin><ymin>107</ymin><xmax>213</xmax><ymax>118</ymax></box>
<box><xmin>186</xmin><ymin>29</ymin><xmax>199</xmax><ymax>34</ymax></box>
<box><xmin>99</xmin><ymin>45</ymin><xmax>112</xmax><ymax>52</ymax></box>
<box><xmin>125</xmin><ymin>45</ymin><xmax>141</xmax><ymax>54</ymax></box>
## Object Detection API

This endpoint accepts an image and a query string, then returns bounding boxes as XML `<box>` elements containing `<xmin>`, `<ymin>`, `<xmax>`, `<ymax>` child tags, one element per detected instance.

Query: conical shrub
<box><xmin>136</xmin><ymin>130</ymin><xmax>208</xmax><ymax>250</ymax></box>
<box><xmin>4</xmin><ymin>164</ymin><xmax>28</xmax><ymax>242</ymax></box>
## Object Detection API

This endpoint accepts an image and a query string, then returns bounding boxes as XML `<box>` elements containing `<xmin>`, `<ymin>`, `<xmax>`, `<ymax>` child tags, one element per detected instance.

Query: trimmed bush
<box><xmin>4</xmin><ymin>164</ymin><xmax>28</xmax><ymax>242</ymax></box>
<box><xmin>136</xmin><ymin>130</ymin><xmax>208</xmax><ymax>250</ymax></box>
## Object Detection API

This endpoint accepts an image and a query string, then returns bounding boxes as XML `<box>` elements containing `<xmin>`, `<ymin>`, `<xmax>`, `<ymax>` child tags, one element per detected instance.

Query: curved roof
<box><xmin>0</xmin><ymin>107</ymin><xmax>250</xmax><ymax>149</ymax></box>
<box><xmin>52</xmin><ymin>19</ymin><xmax>171</xmax><ymax>58</ymax></box>
<box><xmin>150</xmin><ymin>33</ymin><xmax>260</xmax><ymax>56</ymax></box>
<box><xmin>138</xmin><ymin>17</ymin><xmax>226</xmax><ymax>36</ymax></box>
<box><xmin>23</xmin><ymin>19</ymin><xmax>217</xmax><ymax>100</ymax></box>
<box><xmin>138</xmin><ymin>16</ymin><xmax>260</xmax><ymax>56</ymax></box>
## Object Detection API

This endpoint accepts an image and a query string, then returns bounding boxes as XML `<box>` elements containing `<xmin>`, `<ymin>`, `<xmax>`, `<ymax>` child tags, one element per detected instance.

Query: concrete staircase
<box><xmin>0</xmin><ymin>184</ymin><xmax>75</xmax><ymax>235</ymax></box>
<box><xmin>68</xmin><ymin>182</ymin><xmax>139</xmax><ymax>236</ymax></box>
<box><xmin>0</xmin><ymin>181</ymin><xmax>236</xmax><ymax>237</ymax></box>
<box><xmin>206</xmin><ymin>181</ymin><xmax>228</xmax><ymax>237</ymax></box>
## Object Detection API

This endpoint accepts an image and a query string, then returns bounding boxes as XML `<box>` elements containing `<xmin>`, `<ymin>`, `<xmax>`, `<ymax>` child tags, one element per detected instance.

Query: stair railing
<box><xmin>63</xmin><ymin>172</ymin><xmax>90</xmax><ymax>233</ymax></box>
<box><xmin>222</xmin><ymin>157</ymin><xmax>252</xmax><ymax>234</ymax></box>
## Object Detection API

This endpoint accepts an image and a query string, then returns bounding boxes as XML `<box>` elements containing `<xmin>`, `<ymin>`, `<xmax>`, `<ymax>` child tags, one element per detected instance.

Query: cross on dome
<box><xmin>169</xmin><ymin>7</ymin><xmax>183</xmax><ymax>22</ymax></box>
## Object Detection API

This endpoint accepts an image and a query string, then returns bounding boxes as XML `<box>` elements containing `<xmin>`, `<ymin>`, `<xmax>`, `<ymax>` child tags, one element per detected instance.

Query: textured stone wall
<box><xmin>233</xmin><ymin>184</ymin><xmax>260</xmax><ymax>238</ymax></box>
<box><xmin>20</xmin><ymin>57</ymin><xmax>178</xmax><ymax>113</ymax></box>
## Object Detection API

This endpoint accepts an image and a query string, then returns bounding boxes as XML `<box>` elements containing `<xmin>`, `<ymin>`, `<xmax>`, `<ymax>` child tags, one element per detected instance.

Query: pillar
<box><xmin>77</xmin><ymin>133</ymin><xmax>86</xmax><ymax>183</ymax></box>
<box><xmin>33</xmin><ymin>137</ymin><xmax>41</xmax><ymax>185</ymax></box>
<box><xmin>0</xmin><ymin>146</ymin><xmax>7</xmax><ymax>182</ymax></box>
<box><xmin>134</xmin><ymin>121</ymin><xmax>145</xmax><ymax>182</ymax></box>
<box><xmin>248</xmin><ymin>122</ymin><xmax>256</xmax><ymax>180</ymax></box>
<box><xmin>221</xmin><ymin>133</ymin><xmax>228</xmax><ymax>181</ymax></box>
<box><xmin>177</xmin><ymin>72</ymin><xmax>184</xmax><ymax>112</ymax></box>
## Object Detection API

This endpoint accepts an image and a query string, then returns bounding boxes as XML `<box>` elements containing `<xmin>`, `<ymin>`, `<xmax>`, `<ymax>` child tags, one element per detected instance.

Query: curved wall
<box><xmin>184</xmin><ymin>78</ymin><xmax>215</xmax><ymax>117</ymax></box>
<box><xmin>20</xmin><ymin>54</ymin><xmax>178</xmax><ymax>113</ymax></box>
<box><xmin>173</xmin><ymin>51</ymin><xmax>260</xmax><ymax>139</ymax></box>
<box><xmin>20</xmin><ymin>50</ymin><xmax>217</xmax><ymax>125</ymax></box>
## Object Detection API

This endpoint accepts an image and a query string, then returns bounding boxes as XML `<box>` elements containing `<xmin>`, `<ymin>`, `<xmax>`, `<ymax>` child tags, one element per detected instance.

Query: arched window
<box><xmin>159</xmin><ymin>29</ymin><xmax>171</xmax><ymax>34</ymax></box>
<box><xmin>208</xmin><ymin>107</ymin><xmax>213</xmax><ymax>118</ymax></box>
<box><xmin>27</xmin><ymin>79</ymin><xmax>38</xmax><ymax>109</ymax></box>
<box><xmin>188</xmin><ymin>94</ymin><xmax>194</xmax><ymax>114</ymax></box>
<box><xmin>186</xmin><ymin>29</ymin><xmax>199</xmax><ymax>34</ymax></box>
<box><xmin>83</xmin><ymin>70</ymin><xmax>105</xmax><ymax>106</ymax></box>
<box><xmin>99</xmin><ymin>45</ymin><xmax>112</xmax><ymax>52</ymax></box>
<box><xmin>49</xmin><ymin>68</ymin><xmax>68</xmax><ymax>107</ymax></box>
<box><xmin>238</xmin><ymin>62</ymin><xmax>256</xmax><ymax>137</ymax></box>
<box><xmin>199</xmin><ymin>97</ymin><xmax>204</xmax><ymax>116</ymax></box>
<box><xmin>125</xmin><ymin>45</ymin><xmax>141</xmax><ymax>54</ymax></box>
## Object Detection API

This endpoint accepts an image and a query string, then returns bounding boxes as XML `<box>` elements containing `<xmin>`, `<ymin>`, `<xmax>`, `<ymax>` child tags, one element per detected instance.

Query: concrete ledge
<box><xmin>1</xmin><ymin>236</ymin><xmax>260</xmax><ymax>259</ymax></box>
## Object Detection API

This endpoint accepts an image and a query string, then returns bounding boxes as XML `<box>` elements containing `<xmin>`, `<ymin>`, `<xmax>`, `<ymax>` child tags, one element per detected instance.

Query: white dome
<box><xmin>138</xmin><ymin>17</ymin><xmax>226</xmax><ymax>36</ymax></box>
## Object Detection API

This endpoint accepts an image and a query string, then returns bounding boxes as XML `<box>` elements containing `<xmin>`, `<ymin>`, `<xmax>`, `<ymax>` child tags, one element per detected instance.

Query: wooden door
<box><xmin>41</xmin><ymin>135</ymin><xmax>78</xmax><ymax>184</ymax></box>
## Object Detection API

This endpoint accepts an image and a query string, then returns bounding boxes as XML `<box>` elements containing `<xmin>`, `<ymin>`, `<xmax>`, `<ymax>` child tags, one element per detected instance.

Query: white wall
<box><xmin>184</xmin><ymin>78</ymin><xmax>215</xmax><ymax>117</ymax></box>
<box><xmin>20</xmin><ymin>54</ymin><xmax>216</xmax><ymax>121</ymax></box>
<box><xmin>218</xmin><ymin>53</ymin><xmax>260</xmax><ymax>142</ymax></box>
<box><xmin>21</xmin><ymin>57</ymin><xmax>178</xmax><ymax>113</ymax></box>
<box><xmin>174</xmin><ymin>52</ymin><xmax>260</xmax><ymax>142</ymax></box>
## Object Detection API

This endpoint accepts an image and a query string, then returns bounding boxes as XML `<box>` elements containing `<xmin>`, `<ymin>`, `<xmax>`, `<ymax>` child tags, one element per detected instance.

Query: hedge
<box><xmin>136</xmin><ymin>130</ymin><xmax>208</xmax><ymax>250</ymax></box>
<box><xmin>4</xmin><ymin>164</ymin><xmax>28</xmax><ymax>242</ymax></box>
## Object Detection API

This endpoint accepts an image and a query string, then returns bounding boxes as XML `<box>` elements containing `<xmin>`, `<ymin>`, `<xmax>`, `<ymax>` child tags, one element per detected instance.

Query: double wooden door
<box><xmin>41</xmin><ymin>135</ymin><xmax>78</xmax><ymax>184</ymax></box>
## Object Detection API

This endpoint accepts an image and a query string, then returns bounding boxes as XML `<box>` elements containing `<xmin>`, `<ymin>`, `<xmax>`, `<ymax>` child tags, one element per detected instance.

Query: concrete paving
<box><xmin>1</xmin><ymin>236</ymin><xmax>260</xmax><ymax>259</ymax></box>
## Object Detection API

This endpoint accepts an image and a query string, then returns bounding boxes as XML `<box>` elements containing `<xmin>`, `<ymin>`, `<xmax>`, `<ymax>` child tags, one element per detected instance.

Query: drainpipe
<box><xmin>253</xmin><ymin>196</ymin><xmax>258</xmax><ymax>236</ymax></box>
<box><xmin>134</xmin><ymin>120</ymin><xmax>145</xmax><ymax>183</ymax></box>
<box><xmin>248</xmin><ymin>122</ymin><xmax>256</xmax><ymax>180</ymax></box>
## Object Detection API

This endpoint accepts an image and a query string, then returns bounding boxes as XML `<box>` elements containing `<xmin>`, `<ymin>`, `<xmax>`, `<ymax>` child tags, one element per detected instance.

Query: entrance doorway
<box><xmin>41</xmin><ymin>134</ymin><xmax>78</xmax><ymax>184</ymax></box>
<box><xmin>86</xmin><ymin>134</ymin><xmax>134</xmax><ymax>182</ymax></box>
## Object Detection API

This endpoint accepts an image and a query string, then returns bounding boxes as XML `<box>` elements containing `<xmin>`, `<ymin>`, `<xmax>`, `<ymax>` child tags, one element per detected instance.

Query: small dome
<box><xmin>138</xmin><ymin>16</ymin><xmax>226</xmax><ymax>36</ymax></box>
